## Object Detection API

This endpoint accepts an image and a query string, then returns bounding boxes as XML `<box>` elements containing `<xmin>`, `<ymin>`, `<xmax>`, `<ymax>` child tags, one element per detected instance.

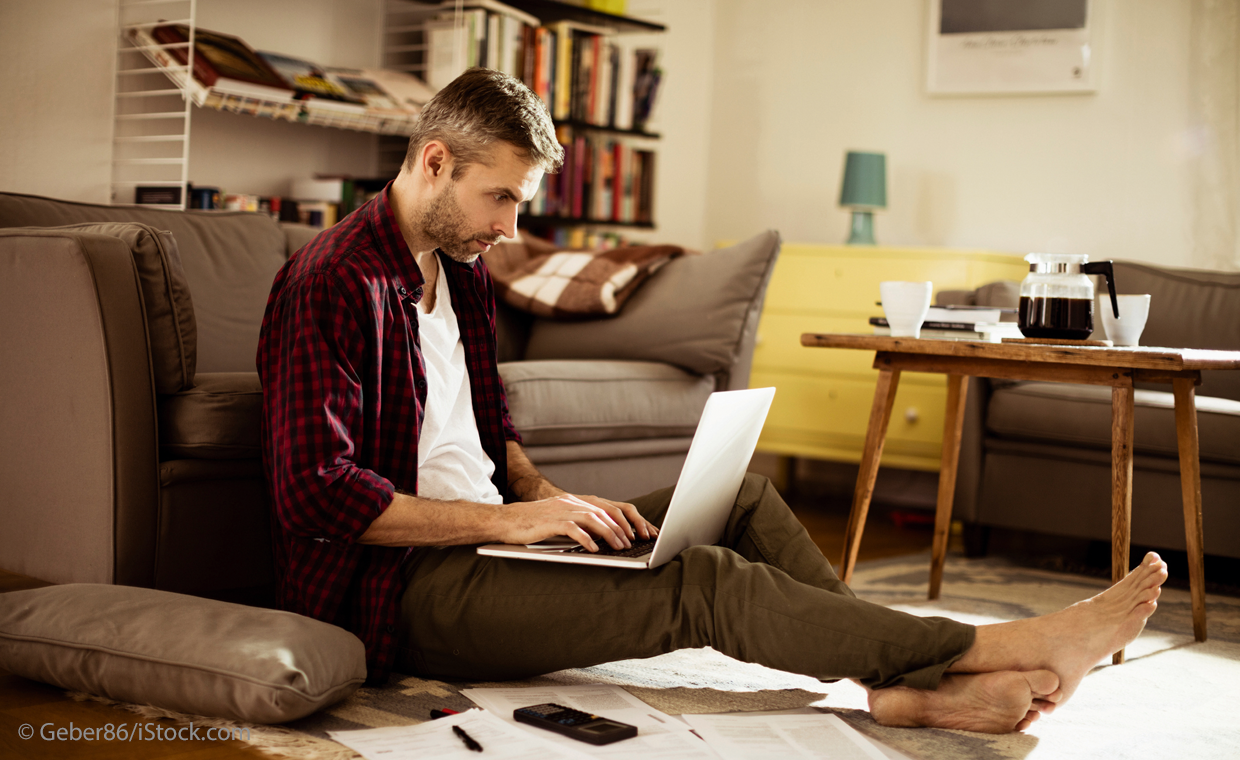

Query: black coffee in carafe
<box><xmin>1018</xmin><ymin>254</ymin><xmax>1118</xmax><ymax>341</ymax></box>
<box><xmin>1018</xmin><ymin>296</ymin><xmax>1094</xmax><ymax>340</ymax></box>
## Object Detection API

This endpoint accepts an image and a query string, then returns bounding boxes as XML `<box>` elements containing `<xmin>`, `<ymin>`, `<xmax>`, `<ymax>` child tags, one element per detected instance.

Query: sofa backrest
<box><xmin>0</xmin><ymin>192</ymin><xmax>287</xmax><ymax>374</ymax></box>
<box><xmin>1111</xmin><ymin>261</ymin><xmax>1240</xmax><ymax>402</ymax></box>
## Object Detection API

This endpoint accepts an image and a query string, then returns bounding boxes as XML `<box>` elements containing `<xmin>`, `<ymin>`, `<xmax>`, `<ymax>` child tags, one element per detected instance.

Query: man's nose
<box><xmin>496</xmin><ymin>205</ymin><xmax>518</xmax><ymax>240</ymax></box>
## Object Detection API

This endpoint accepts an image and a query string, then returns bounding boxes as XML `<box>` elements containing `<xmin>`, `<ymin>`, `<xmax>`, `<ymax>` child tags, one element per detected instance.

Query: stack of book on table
<box><xmin>870</xmin><ymin>306</ymin><xmax>1022</xmax><ymax>342</ymax></box>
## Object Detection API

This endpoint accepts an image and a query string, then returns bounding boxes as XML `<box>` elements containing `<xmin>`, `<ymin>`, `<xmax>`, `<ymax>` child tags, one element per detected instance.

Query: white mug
<box><xmin>1100</xmin><ymin>294</ymin><xmax>1152</xmax><ymax>347</ymax></box>
<box><xmin>880</xmin><ymin>281</ymin><xmax>933</xmax><ymax>338</ymax></box>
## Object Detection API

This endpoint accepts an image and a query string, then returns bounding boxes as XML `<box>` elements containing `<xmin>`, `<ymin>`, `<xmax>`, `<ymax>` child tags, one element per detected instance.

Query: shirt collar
<box><xmin>369</xmin><ymin>181</ymin><xmax>482</xmax><ymax>303</ymax></box>
<box><xmin>369</xmin><ymin>181</ymin><xmax>427</xmax><ymax>295</ymax></box>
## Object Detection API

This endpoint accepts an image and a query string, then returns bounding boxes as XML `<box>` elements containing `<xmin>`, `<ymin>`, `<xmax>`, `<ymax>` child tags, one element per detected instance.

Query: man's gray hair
<box><xmin>403</xmin><ymin>67</ymin><xmax>564</xmax><ymax>178</ymax></box>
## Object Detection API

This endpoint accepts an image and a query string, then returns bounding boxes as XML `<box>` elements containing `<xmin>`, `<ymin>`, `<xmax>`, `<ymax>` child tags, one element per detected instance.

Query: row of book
<box><xmin>421</xmin><ymin>3</ymin><xmax>662</xmax><ymax>133</ymax></box>
<box><xmin>527</xmin><ymin>128</ymin><xmax>655</xmax><ymax>225</ymax></box>
<box><xmin>521</xmin><ymin>24</ymin><xmax>660</xmax><ymax>132</ymax></box>
<box><xmin>136</xmin><ymin>177</ymin><xmax>390</xmax><ymax>230</ymax></box>
<box><xmin>125</xmin><ymin>23</ymin><xmax>435</xmax><ymax>135</ymax></box>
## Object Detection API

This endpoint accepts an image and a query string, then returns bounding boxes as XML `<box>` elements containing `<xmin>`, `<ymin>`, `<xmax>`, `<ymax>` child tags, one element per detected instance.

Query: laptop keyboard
<box><xmin>564</xmin><ymin>538</ymin><xmax>658</xmax><ymax>558</ymax></box>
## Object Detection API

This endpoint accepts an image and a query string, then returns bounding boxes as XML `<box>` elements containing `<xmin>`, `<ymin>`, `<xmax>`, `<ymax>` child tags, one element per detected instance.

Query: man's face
<box><xmin>418</xmin><ymin>143</ymin><xmax>544</xmax><ymax>263</ymax></box>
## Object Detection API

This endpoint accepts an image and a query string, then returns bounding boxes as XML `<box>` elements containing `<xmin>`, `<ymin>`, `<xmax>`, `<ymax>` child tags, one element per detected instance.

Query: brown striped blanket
<box><xmin>483</xmin><ymin>234</ymin><xmax>686</xmax><ymax>318</ymax></box>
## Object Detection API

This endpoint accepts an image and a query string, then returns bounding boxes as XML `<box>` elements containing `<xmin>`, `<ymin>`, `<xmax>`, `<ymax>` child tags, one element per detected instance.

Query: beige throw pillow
<box><xmin>0</xmin><ymin>585</ymin><xmax>366</xmax><ymax>724</ymax></box>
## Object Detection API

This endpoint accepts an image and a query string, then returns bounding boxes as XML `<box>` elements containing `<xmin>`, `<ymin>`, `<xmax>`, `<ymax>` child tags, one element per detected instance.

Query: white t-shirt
<box><xmin>415</xmin><ymin>260</ymin><xmax>502</xmax><ymax>504</ymax></box>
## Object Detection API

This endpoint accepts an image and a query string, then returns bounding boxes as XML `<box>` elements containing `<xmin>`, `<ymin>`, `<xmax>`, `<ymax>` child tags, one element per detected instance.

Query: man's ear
<box><xmin>421</xmin><ymin>140</ymin><xmax>453</xmax><ymax>183</ymax></box>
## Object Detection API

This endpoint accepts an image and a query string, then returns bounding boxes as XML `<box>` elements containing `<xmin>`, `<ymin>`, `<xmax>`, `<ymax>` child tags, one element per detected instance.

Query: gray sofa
<box><xmin>944</xmin><ymin>262</ymin><xmax>1240</xmax><ymax>561</ymax></box>
<box><xmin>0</xmin><ymin>190</ymin><xmax>779</xmax><ymax>600</ymax></box>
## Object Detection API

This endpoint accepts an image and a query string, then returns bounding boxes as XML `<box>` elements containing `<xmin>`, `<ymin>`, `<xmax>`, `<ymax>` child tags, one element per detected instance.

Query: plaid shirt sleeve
<box><xmin>261</xmin><ymin>270</ymin><xmax>396</xmax><ymax>541</ymax></box>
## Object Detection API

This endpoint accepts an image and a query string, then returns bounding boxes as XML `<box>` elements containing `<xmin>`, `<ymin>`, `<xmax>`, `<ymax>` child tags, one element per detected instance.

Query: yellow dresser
<box><xmin>751</xmin><ymin>244</ymin><xmax>1027</xmax><ymax>471</ymax></box>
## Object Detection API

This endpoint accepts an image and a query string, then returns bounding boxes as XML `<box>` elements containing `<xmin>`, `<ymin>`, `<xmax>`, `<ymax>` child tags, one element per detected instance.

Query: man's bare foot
<box><xmin>868</xmin><ymin>670</ymin><xmax>1060</xmax><ymax>733</ymax></box>
<box><xmin>950</xmin><ymin>551</ymin><xmax>1168</xmax><ymax>704</ymax></box>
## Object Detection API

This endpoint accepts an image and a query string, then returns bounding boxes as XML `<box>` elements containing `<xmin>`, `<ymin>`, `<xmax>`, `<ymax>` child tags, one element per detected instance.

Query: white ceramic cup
<box><xmin>1100</xmin><ymin>294</ymin><xmax>1152</xmax><ymax>347</ymax></box>
<box><xmin>880</xmin><ymin>281</ymin><xmax>933</xmax><ymax>338</ymax></box>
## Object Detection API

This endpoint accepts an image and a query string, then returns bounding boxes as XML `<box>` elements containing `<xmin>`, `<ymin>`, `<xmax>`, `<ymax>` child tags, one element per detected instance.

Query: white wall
<box><xmin>0</xmin><ymin>0</ymin><xmax>118</xmax><ymax>202</ymax></box>
<box><xmin>705</xmin><ymin>0</ymin><xmax>1207</xmax><ymax>269</ymax></box>
<box><xmin>626</xmin><ymin>0</ymin><xmax>716</xmax><ymax>250</ymax></box>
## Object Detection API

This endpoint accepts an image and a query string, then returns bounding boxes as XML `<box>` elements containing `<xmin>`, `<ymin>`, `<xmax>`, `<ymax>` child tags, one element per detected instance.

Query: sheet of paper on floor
<box><xmin>684</xmin><ymin>711</ymin><xmax>890</xmax><ymax>760</ymax></box>
<box><xmin>462</xmin><ymin>683</ymin><xmax>720</xmax><ymax>758</ymax></box>
<box><xmin>329</xmin><ymin>708</ymin><xmax>592</xmax><ymax>760</ymax></box>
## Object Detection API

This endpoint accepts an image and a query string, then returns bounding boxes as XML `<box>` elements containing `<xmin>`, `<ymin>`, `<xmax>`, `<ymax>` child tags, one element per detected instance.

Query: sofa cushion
<box><xmin>498</xmin><ymin>360</ymin><xmax>715</xmax><ymax>446</ymax></box>
<box><xmin>0</xmin><ymin>584</ymin><xmax>365</xmax><ymax>724</ymax></box>
<box><xmin>158</xmin><ymin>372</ymin><xmax>261</xmax><ymax>460</ymax></box>
<box><xmin>986</xmin><ymin>381</ymin><xmax>1240</xmax><ymax>466</ymax></box>
<box><xmin>51</xmin><ymin>222</ymin><xmax>197</xmax><ymax>394</ymax></box>
<box><xmin>0</xmin><ymin>191</ymin><xmax>286</xmax><ymax>374</ymax></box>
<box><xmin>522</xmin><ymin>230</ymin><xmax>781</xmax><ymax>376</ymax></box>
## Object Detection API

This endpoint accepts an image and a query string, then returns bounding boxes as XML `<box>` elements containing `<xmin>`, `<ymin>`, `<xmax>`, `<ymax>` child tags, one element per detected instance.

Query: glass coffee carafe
<box><xmin>1018</xmin><ymin>254</ymin><xmax>1119</xmax><ymax>341</ymax></box>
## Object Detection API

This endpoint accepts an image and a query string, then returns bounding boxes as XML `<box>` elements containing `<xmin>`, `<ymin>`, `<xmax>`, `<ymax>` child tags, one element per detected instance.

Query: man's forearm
<box><xmin>505</xmin><ymin>440</ymin><xmax>565</xmax><ymax>501</ymax></box>
<box><xmin>357</xmin><ymin>492</ymin><xmax>503</xmax><ymax>547</ymax></box>
<box><xmin>357</xmin><ymin>442</ymin><xmax>650</xmax><ymax>550</ymax></box>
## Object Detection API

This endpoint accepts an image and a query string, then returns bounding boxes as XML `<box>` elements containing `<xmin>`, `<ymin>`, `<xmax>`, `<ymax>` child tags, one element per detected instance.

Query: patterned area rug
<box><xmin>81</xmin><ymin>553</ymin><xmax>1240</xmax><ymax>759</ymax></box>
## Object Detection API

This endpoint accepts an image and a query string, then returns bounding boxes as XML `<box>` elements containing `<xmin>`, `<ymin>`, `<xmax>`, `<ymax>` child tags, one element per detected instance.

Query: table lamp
<box><xmin>839</xmin><ymin>151</ymin><xmax>887</xmax><ymax>245</ymax></box>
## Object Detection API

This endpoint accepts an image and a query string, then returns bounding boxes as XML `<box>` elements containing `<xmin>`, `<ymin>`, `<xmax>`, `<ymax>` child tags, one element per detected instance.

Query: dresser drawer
<box><xmin>753</xmin><ymin>370</ymin><xmax>946</xmax><ymax>471</ymax></box>
<box><xmin>767</xmin><ymin>250</ymin><xmax>974</xmax><ymax>316</ymax></box>
<box><xmin>754</xmin><ymin>314</ymin><xmax>874</xmax><ymax>375</ymax></box>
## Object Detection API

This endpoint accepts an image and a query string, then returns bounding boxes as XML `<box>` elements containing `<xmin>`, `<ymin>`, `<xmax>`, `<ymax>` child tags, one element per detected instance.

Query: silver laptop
<box><xmin>477</xmin><ymin>387</ymin><xmax>776</xmax><ymax>569</ymax></box>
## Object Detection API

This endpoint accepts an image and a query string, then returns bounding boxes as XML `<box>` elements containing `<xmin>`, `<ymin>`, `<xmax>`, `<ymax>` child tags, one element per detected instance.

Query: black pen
<box><xmin>453</xmin><ymin>724</ymin><xmax>483</xmax><ymax>752</ymax></box>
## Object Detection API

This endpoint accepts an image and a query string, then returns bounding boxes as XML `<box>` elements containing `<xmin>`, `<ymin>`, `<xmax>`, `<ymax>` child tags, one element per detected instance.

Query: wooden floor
<box><xmin>0</xmin><ymin>499</ymin><xmax>936</xmax><ymax>760</ymax></box>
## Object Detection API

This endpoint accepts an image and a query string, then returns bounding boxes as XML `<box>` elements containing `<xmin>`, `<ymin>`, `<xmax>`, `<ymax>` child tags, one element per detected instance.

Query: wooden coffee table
<box><xmin>801</xmin><ymin>333</ymin><xmax>1240</xmax><ymax>662</ymax></box>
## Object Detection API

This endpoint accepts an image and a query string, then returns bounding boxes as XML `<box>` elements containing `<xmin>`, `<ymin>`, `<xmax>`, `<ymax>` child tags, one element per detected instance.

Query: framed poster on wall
<box><xmin>927</xmin><ymin>0</ymin><xmax>1097</xmax><ymax>95</ymax></box>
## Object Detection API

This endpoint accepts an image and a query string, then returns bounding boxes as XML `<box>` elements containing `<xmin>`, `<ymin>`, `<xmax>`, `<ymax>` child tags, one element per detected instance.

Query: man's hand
<box><xmin>498</xmin><ymin>493</ymin><xmax>659</xmax><ymax>552</ymax></box>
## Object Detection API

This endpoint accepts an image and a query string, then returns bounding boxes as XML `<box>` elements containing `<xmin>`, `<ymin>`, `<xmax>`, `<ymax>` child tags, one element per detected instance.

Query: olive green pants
<box><xmin>397</xmin><ymin>474</ymin><xmax>973</xmax><ymax>690</ymax></box>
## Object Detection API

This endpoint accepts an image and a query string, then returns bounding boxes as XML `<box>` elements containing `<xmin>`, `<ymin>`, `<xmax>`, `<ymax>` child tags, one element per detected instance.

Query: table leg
<box><xmin>840</xmin><ymin>368</ymin><xmax>901</xmax><ymax>584</ymax></box>
<box><xmin>929</xmin><ymin>374</ymin><xmax>969</xmax><ymax>600</ymax></box>
<box><xmin>1173</xmin><ymin>377</ymin><xmax>1208</xmax><ymax>642</ymax></box>
<box><xmin>1111</xmin><ymin>382</ymin><xmax>1135</xmax><ymax>665</ymax></box>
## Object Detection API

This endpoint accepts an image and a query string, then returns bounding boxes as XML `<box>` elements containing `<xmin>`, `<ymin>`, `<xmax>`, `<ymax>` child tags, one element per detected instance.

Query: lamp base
<box><xmin>846</xmin><ymin>210</ymin><xmax>876</xmax><ymax>245</ymax></box>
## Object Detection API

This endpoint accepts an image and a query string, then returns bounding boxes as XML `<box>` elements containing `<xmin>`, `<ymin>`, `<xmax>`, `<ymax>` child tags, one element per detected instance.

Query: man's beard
<box><xmin>418</xmin><ymin>181</ymin><xmax>499</xmax><ymax>263</ymax></box>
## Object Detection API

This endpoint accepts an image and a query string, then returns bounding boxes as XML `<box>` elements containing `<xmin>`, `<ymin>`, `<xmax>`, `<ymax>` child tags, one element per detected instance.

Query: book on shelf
<box><xmin>631</xmin><ymin>47</ymin><xmax>661</xmax><ymax>131</ymax></box>
<box><xmin>257</xmin><ymin>51</ymin><xmax>367</xmax><ymax>113</ymax></box>
<box><xmin>148</xmin><ymin>24</ymin><xmax>295</xmax><ymax>102</ymax></box>
<box><xmin>425</xmin><ymin>1</ymin><xmax>535</xmax><ymax>90</ymax></box>
<box><xmin>323</xmin><ymin>68</ymin><xmax>406</xmax><ymax>114</ymax></box>
<box><xmin>356</xmin><ymin>67</ymin><xmax>436</xmax><ymax>112</ymax></box>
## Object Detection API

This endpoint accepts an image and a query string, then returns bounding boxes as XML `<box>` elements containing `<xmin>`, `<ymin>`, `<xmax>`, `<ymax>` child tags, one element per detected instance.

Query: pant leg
<box><xmin>397</xmin><ymin>475</ymin><xmax>973</xmax><ymax>690</ymax></box>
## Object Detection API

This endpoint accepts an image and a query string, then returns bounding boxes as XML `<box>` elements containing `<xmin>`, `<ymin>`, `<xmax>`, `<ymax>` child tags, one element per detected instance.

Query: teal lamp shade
<box><xmin>839</xmin><ymin>151</ymin><xmax>887</xmax><ymax>245</ymax></box>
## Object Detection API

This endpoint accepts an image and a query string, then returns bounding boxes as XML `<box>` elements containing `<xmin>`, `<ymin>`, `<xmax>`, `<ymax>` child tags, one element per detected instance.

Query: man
<box><xmin>258</xmin><ymin>68</ymin><xmax>1168</xmax><ymax>734</ymax></box>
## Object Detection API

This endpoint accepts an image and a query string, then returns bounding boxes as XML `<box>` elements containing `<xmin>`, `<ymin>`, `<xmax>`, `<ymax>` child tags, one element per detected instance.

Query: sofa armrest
<box><xmin>0</xmin><ymin>229</ymin><xmax>159</xmax><ymax>587</ymax></box>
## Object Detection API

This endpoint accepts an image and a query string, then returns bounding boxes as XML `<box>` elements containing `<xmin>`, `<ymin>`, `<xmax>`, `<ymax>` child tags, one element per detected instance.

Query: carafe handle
<box><xmin>1082</xmin><ymin>261</ymin><xmax>1119</xmax><ymax>318</ymax></box>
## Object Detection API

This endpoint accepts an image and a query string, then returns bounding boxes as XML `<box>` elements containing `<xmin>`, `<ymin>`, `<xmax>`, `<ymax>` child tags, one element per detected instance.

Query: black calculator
<box><xmin>514</xmin><ymin>703</ymin><xmax>638</xmax><ymax>745</ymax></box>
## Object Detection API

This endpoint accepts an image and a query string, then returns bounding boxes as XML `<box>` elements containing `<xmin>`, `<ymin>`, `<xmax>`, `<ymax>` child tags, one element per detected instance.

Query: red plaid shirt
<box><xmin>257</xmin><ymin>184</ymin><xmax>521</xmax><ymax>681</ymax></box>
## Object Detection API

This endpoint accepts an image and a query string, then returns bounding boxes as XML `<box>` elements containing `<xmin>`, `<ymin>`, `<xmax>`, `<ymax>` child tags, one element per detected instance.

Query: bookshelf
<box><xmin>111</xmin><ymin>0</ymin><xmax>665</xmax><ymax>234</ymax></box>
<box><xmin>380</xmin><ymin>0</ymin><xmax>667</xmax><ymax>243</ymax></box>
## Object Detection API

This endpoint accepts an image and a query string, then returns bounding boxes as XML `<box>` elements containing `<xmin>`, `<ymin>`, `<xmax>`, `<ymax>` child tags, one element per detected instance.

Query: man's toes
<box><xmin>1024</xmin><ymin>669</ymin><xmax>1059</xmax><ymax>696</ymax></box>
<box><xmin>1032</xmin><ymin>698</ymin><xmax>1058</xmax><ymax>714</ymax></box>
